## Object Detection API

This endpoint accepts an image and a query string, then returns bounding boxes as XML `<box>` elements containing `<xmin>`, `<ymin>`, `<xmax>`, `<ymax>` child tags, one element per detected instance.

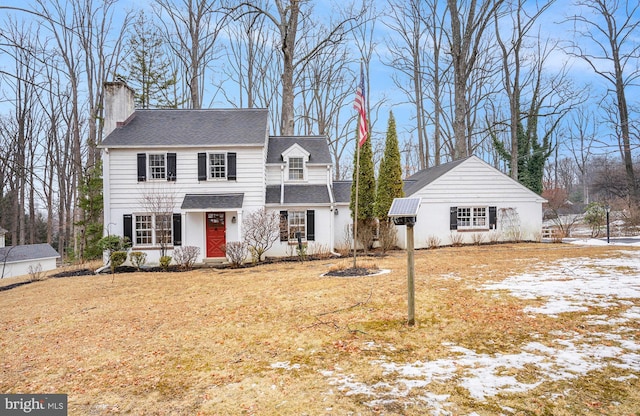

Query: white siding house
<box><xmin>99</xmin><ymin>82</ymin><xmax>341</xmax><ymax>264</ymax></box>
<box><xmin>99</xmin><ymin>82</ymin><xmax>546</xmax><ymax>265</ymax></box>
<box><xmin>394</xmin><ymin>156</ymin><xmax>547</xmax><ymax>249</ymax></box>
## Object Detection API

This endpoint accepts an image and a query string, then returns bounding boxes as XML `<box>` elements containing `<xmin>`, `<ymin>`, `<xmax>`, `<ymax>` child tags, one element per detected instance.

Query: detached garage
<box><xmin>395</xmin><ymin>156</ymin><xmax>547</xmax><ymax>249</ymax></box>
<box><xmin>0</xmin><ymin>243</ymin><xmax>60</xmax><ymax>279</ymax></box>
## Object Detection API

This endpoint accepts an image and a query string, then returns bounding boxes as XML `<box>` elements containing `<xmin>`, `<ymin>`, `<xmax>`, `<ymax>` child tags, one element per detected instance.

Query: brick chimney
<box><xmin>103</xmin><ymin>81</ymin><xmax>135</xmax><ymax>138</ymax></box>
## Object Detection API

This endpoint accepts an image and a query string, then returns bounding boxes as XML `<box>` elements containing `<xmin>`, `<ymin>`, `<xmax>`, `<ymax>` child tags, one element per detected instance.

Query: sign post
<box><xmin>388</xmin><ymin>197</ymin><xmax>421</xmax><ymax>327</ymax></box>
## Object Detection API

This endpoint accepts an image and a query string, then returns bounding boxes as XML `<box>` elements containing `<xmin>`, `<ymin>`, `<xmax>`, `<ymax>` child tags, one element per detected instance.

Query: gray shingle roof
<box><xmin>181</xmin><ymin>193</ymin><xmax>244</xmax><ymax>210</ymax></box>
<box><xmin>0</xmin><ymin>227</ymin><xmax>7</xmax><ymax>235</ymax></box>
<box><xmin>403</xmin><ymin>157</ymin><xmax>470</xmax><ymax>196</ymax></box>
<box><xmin>100</xmin><ymin>109</ymin><xmax>269</xmax><ymax>148</ymax></box>
<box><xmin>266</xmin><ymin>136</ymin><xmax>332</xmax><ymax>164</ymax></box>
<box><xmin>266</xmin><ymin>185</ymin><xmax>332</xmax><ymax>204</ymax></box>
<box><xmin>0</xmin><ymin>244</ymin><xmax>60</xmax><ymax>263</ymax></box>
<box><xmin>332</xmin><ymin>181</ymin><xmax>352</xmax><ymax>203</ymax></box>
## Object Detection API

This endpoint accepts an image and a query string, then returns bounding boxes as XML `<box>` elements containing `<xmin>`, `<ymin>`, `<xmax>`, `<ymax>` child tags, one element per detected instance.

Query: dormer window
<box><xmin>288</xmin><ymin>157</ymin><xmax>304</xmax><ymax>180</ymax></box>
<box><xmin>281</xmin><ymin>143</ymin><xmax>309</xmax><ymax>182</ymax></box>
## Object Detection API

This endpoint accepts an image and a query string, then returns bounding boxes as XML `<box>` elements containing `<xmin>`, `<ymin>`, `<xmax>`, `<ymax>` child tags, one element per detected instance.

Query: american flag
<box><xmin>354</xmin><ymin>68</ymin><xmax>368</xmax><ymax>147</ymax></box>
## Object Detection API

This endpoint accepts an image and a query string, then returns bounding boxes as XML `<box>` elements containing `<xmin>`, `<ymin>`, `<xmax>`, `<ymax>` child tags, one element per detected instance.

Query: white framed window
<box><xmin>135</xmin><ymin>215</ymin><xmax>153</xmax><ymax>245</ymax></box>
<box><xmin>135</xmin><ymin>214</ymin><xmax>172</xmax><ymax>246</ymax></box>
<box><xmin>457</xmin><ymin>206</ymin><xmax>488</xmax><ymax>230</ymax></box>
<box><xmin>288</xmin><ymin>211</ymin><xmax>306</xmax><ymax>241</ymax></box>
<box><xmin>288</xmin><ymin>157</ymin><xmax>304</xmax><ymax>180</ymax></box>
<box><xmin>149</xmin><ymin>154</ymin><xmax>166</xmax><ymax>179</ymax></box>
<box><xmin>155</xmin><ymin>214</ymin><xmax>172</xmax><ymax>245</ymax></box>
<box><xmin>209</xmin><ymin>153</ymin><xmax>226</xmax><ymax>179</ymax></box>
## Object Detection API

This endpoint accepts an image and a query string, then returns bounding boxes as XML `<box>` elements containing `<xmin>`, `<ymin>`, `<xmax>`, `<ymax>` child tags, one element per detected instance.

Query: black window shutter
<box><xmin>123</xmin><ymin>214</ymin><xmax>133</xmax><ymax>243</ymax></box>
<box><xmin>227</xmin><ymin>152</ymin><xmax>237</xmax><ymax>180</ymax></box>
<box><xmin>137</xmin><ymin>153</ymin><xmax>146</xmax><ymax>182</ymax></box>
<box><xmin>172</xmin><ymin>213</ymin><xmax>182</xmax><ymax>246</ymax></box>
<box><xmin>449</xmin><ymin>207</ymin><xmax>458</xmax><ymax>230</ymax></box>
<box><xmin>306</xmin><ymin>210</ymin><xmax>315</xmax><ymax>241</ymax></box>
<box><xmin>489</xmin><ymin>206</ymin><xmax>497</xmax><ymax>229</ymax></box>
<box><xmin>167</xmin><ymin>153</ymin><xmax>177</xmax><ymax>181</ymax></box>
<box><xmin>279</xmin><ymin>211</ymin><xmax>288</xmax><ymax>241</ymax></box>
<box><xmin>197</xmin><ymin>152</ymin><xmax>207</xmax><ymax>181</ymax></box>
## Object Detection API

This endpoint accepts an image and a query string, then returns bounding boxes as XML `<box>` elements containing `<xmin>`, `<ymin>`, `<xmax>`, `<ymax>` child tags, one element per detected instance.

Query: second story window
<box><xmin>209</xmin><ymin>153</ymin><xmax>226</xmax><ymax>179</ymax></box>
<box><xmin>288</xmin><ymin>157</ymin><xmax>304</xmax><ymax>180</ymax></box>
<box><xmin>149</xmin><ymin>154</ymin><xmax>166</xmax><ymax>180</ymax></box>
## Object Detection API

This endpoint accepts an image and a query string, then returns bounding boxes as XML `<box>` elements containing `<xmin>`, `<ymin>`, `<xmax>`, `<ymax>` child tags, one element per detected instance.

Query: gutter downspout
<box><xmin>327</xmin><ymin>165</ymin><xmax>336</xmax><ymax>253</ymax></box>
<box><xmin>280</xmin><ymin>165</ymin><xmax>285</xmax><ymax>205</ymax></box>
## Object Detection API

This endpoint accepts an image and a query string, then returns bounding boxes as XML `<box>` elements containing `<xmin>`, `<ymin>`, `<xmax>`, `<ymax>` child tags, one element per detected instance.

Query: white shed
<box><xmin>395</xmin><ymin>156</ymin><xmax>547</xmax><ymax>249</ymax></box>
<box><xmin>0</xmin><ymin>244</ymin><xmax>60</xmax><ymax>279</ymax></box>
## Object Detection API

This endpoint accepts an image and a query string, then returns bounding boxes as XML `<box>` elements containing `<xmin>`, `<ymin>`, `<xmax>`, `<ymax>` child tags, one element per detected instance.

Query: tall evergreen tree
<box><xmin>375</xmin><ymin>111</ymin><xmax>404</xmax><ymax>219</ymax></box>
<box><xmin>76</xmin><ymin>160</ymin><xmax>103</xmax><ymax>260</ymax></box>
<box><xmin>350</xmin><ymin>129</ymin><xmax>376</xmax><ymax>252</ymax></box>
<box><xmin>120</xmin><ymin>11</ymin><xmax>178</xmax><ymax>109</ymax></box>
<box><xmin>350</xmin><ymin>131</ymin><xmax>376</xmax><ymax>221</ymax></box>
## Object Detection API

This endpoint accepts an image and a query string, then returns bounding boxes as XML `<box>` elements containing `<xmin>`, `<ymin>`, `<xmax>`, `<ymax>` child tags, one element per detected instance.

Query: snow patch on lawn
<box><xmin>320</xmin><ymin>251</ymin><xmax>640</xmax><ymax>414</ymax></box>
<box><xmin>481</xmin><ymin>252</ymin><xmax>640</xmax><ymax>317</ymax></box>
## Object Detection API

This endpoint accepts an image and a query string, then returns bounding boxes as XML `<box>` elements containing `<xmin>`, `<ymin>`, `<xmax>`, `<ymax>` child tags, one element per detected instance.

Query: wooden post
<box><xmin>407</xmin><ymin>223</ymin><xmax>415</xmax><ymax>326</ymax></box>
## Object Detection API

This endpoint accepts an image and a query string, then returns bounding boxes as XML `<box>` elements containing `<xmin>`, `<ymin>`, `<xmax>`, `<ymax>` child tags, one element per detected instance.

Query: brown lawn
<box><xmin>1</xmin><ymin>243</ymin><xmax>639</xmax><ymax>415</ymax></box>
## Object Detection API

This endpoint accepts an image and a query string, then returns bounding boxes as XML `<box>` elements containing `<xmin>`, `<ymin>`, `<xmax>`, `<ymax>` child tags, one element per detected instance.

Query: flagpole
<box><xmin>353</xmin><ymin>61</ymin><xmax>367</xmax><ymax>269</ymax></box>
<box><xmin>353</xmin><ymin>128</ymin><xmax>360</xmax><ymax>269</ymax></box>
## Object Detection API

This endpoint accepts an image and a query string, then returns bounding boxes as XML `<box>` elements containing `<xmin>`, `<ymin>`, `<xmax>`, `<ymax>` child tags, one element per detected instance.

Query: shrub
<box><xmin>450</xmin><ymin>232</ymin><xmax>464</xmax><ymax>247</ymax></box>
<box><xmin>174</xmin><ymin>246</ymin><xmax>200</xmax><ymax>270</ymax></box>
<box><xmin>355</xmin><ymin>219</ymin><xmax>376</xmax><ymax>254</ymax></box>
<box><xmin>223</xmin><ymin>242</ymin><xmax>248</xmax><ymax>268</ymax></box>
<box><xmin>296</xmin><ymin>243</ymin><xmax>307</xmax><ymax>262</ymax></box>
<box><xmin>28</xmin><ymin>264</ymin><xmax>44</xmax><ymax>282</ymax></box>
<box><xmin>426</xmin><ymin>235</ymin><xmax>441</xmax><ymax>249</ymax></box>
<box><xmin>378</xmin><ymin>220</ymin><xmax>398</xmax><ymax>253</ymax></box>
<box><xmin>110</xmin><ymin>251</ymin><xmax>128</xmax><ymax>273</ymax></box>
<box><xmin>307</xmin><ymin>242</ymin><xmax>331</xmax><ymax>259</ymax></box>
<box><xmin>159</xmin><ymin>255</ymin><xmax>172</xmax><ymax>271</ymax></box>
<box><xmin>488</xmin><ymin>230</ymin><xmax>501</xmax><ymax>243</ymax></box>
<box><xmin>583</xmin><ymin>202</ymin><xmax>606</xmax><ymax>238</ymax></box>
<box><xmin>129</xmin><ymin>251</ymin><xmax>147</xmax><ymax>271</ymax></box>
<box><xmin>471</xmin><ymin>233</ymin><xmax>485</xmax><ymax>245</ymax></box>
<box><xmin>98</xmin><ymin>235</ymin><xmax>131</xmax><ymax>267</ymax></box>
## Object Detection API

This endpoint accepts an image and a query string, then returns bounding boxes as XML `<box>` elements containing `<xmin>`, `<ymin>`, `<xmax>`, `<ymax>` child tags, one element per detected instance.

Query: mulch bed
<box><xmin>324</xmin><ymin>267</ymin><xmax>380</xmax><ymax>277</ymax></box>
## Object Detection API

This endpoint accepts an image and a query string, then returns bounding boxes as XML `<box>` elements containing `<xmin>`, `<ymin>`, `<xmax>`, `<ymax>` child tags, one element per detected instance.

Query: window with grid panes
<box><xmin>155</xmin><ymin>214</ymin><xmax>172</xmax><ymax>245</ymax></box>
<box><xmin>288</xmin><ymin>211</ymin><xmax>306</xmax><ymax>240</ymax></box>
<box><xmin>209</xmin><ymin>153</ymin><xmax>226</xmax><ymax>179</ymax></box>
<box><xmin>288</xmin><ymin>157</ymin><xmax>304</xmax><ymax>180</ymax></box>
<box><xmin>149</xmin><ymin>154</ymin><xmax>166</xmax><ymax>179</ymax></box>
<box><xmin>457</xmin><ymin>207</ymin><xmax>488</xmax><ymax>230</ymax></box>
<box><xmin>135</xmin><ymin>215</ymin><xmax>153</xmax><ymax>245</ymax></box>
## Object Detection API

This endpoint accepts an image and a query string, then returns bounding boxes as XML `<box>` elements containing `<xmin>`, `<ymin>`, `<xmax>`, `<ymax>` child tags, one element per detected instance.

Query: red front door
<box><xmin>206</xmin><ymin>212</ymin><xmax>226</xmax><ymax>258</ymax></box>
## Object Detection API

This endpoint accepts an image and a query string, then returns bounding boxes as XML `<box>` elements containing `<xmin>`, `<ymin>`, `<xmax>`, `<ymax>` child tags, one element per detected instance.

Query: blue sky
<box><xmin>1</xmin><ymin>0</ymin><xmax>638</xmax><ymax>165</ymax></box>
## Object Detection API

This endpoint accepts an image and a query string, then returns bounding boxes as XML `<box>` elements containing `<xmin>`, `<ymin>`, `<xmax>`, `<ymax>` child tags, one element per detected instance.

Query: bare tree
<box><xmin>494</xmin><ymin>0</ymin><xmax>556</xmax><ymax>180</ymax></box>
<box><xmin>446</xmin><ymin>0</ymin><xmax>503</xmax><ymax>158</ymax></box>
<box><xmin>385</xmin><ymin>0</ymin><xmax>431</xmax><ymax>169</ymax></box>
<box><xmin>232</xmin><ymin>0</ymin><xmax>364</xmax><ymax>135</ymax></box>
<box><xmin>565</xmin><ymin>0</ymin><xmax>640</xmax><ymax>203</ymax></box>
<box><xmin>139</xmin><ymin>188</ymin><xmax>177</xmax><ymax>258</ymax></box>
<box><xmin>566</xmin><ymin>107</ymin><xmax>598</xmax><ymax>203</ymax></box>
<box><xmin>243</xmin><ymin>208</ymin><xmax>280</xmax><ymax>262</ymax></box>
<box><xmin>154</xmin><ymin>0</ymin><xmax>225</xmax><ymax>109</ymax></box>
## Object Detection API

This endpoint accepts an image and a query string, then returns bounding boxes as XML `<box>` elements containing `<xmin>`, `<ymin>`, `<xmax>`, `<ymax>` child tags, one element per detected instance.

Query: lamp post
<box><xmin>605</xmin><ymin>205</ymin><xmax>610</xmax><ymax>244</ymax></box>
